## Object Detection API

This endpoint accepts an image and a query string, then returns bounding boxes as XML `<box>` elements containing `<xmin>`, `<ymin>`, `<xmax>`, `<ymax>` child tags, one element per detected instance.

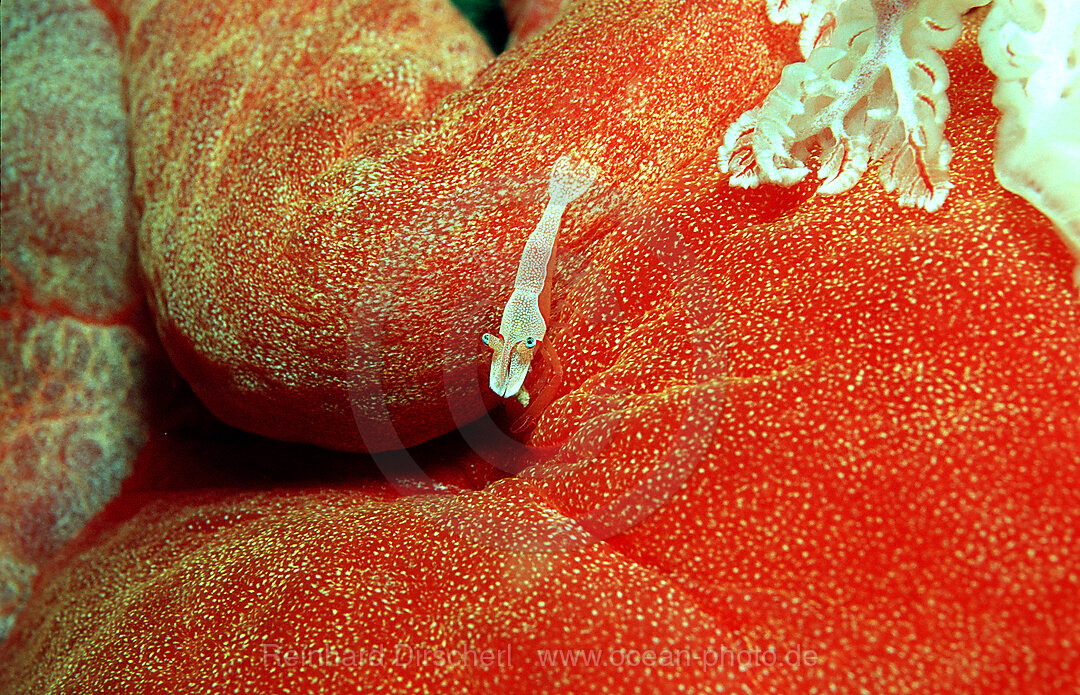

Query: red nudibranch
<box><xmin>1</xmin><ymin>0</ymin><xmax>1079</xmax><ymax>694</ymax></box>
<box><xmin>97</xmin><ymin>0</ymin><xmax>805</xmax><ymax>453</ymax></box>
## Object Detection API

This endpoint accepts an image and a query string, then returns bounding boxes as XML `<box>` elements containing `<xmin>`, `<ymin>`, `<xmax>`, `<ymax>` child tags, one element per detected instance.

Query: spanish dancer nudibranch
<box><xmin>720</xmin><ymin>0</ymin><xmax>1080</xmax><ymax>282</ymax></box>
<box><xmin>483</xmin><ymin>155</ymin><xmax>600</xmax><ymax>409</ymax></box>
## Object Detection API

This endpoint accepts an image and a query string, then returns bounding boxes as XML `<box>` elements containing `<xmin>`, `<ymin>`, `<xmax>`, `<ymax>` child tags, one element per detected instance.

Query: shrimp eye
<box><xmin>481</xmin><ymin>333</ymin><xmax>492</xmax><ymax>346</ymax></box>
<box><xmin>524</xmin><ymin>337</ymin><xmax>537</xmax><ymax>349</ymax></box>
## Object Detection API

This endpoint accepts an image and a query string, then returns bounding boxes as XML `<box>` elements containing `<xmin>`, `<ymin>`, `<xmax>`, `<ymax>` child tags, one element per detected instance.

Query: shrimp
<box><xmin>482</xmin><ymin>154</ymin><xmax>600</xmax><ymax>431</ymax></box>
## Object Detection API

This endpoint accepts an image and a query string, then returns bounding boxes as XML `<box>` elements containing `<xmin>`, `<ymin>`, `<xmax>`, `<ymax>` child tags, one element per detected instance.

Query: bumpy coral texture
<box><xmin>1</xmin><ymin>2</ymin><xmax>1078</xmax><ymax>694</ymax></box>
<box><xmin>0</xmin><ymin>0</ymin><xmax>153</xmax><ymax>640</ymax></box>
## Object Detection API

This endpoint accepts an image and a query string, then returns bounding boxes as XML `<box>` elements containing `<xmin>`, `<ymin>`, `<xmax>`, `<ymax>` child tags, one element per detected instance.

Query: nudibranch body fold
<box><xmin>720</xmin><ymin>0</ymin><xmax>987</xmax><ymax>212</ymax></box>
<box><xmin>484</xmin><ymin>155</ymin><xmax>600</xmax><ymax>399</ymax></box>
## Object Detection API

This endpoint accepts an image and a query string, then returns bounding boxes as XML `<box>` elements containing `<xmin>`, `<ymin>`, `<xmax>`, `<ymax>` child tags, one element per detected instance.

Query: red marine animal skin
<box><xmin>1</xmin><ymin>0</ymin><xmax>1078</xmax><ymax>693</ymax></box>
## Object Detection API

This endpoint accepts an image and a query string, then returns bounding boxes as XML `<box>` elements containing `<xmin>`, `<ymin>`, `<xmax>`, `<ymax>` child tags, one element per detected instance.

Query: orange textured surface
<box><xmin>120</xmin><ymin>0</ymin><xmax>794</xmax><ymax>451</ymax></box>
<box><xmin>523</xmin><ymin>15</ymin><xmax>1080</xmax><ymax>692</ymax></box>
<box><xmin>2</xmin><ymin>482</ymin><xmax>745</xmax><ymax>693</ymax></box>
<box><xmin>1</xmin><ymin>1</ymin><xmax>1078</xmax><ymax>693</ymax></box>
<box><xmin>119</xmin><ymin>0</ymin><xmax>500</xmax><ymax>451</ymax></box>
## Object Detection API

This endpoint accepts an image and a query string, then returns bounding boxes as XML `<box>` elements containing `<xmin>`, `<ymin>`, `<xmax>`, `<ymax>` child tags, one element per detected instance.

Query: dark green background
<box><xmin>451</xmin><ymin>0</ymin><xmax>509</xmax><ymax>52</ymax></box>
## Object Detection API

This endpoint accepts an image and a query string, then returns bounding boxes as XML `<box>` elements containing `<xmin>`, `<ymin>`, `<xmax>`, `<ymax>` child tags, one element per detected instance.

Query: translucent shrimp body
<box><xmin>484</xmin><ymin>155</ymin><xmax>600</xmax><ymax>399</ymax></box>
